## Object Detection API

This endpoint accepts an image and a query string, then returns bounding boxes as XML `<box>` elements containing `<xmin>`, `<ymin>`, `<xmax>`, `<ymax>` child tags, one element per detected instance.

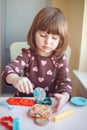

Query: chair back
<box><xmin>65</xmin><ymin>46</ymin><xmax>71</xmax><ymax>65</ymax></box>
<box><xmin>10</xmin><ymin>42</ymin><xmax>29</xmax><ymax>60</ymax></box>
<box><xmin>10</xmin><ymin>42</ymin><xmax>71</xmax><ymax>65</ymax></box>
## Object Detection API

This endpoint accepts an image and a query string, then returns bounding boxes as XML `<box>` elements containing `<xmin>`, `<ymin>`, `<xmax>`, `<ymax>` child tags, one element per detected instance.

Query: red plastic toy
<box><xmin>0</xmin><ymin>116</ymin><xmax>13</xmax><ymax>130</ymax></box>
<box><xmin>7</xmin><ymin>97</ymin><xmax>35</xmax><ymax>106</ymax></box>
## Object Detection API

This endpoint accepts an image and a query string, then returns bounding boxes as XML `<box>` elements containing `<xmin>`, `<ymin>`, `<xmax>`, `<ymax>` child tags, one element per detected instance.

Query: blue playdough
<box><xmin>13</xmin><ymin>118</ymin><xmax>21</xmax><ymax>130</ymax></box>
<box><xmin>0</xmin><ymin>101</ymin><xmax>15</xmax><ymax>110</ymax></box>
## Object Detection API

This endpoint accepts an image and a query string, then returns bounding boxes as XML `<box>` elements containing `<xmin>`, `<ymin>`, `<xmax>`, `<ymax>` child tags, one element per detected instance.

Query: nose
<box><xmin>45</xmin><ymin>36</ymin><xmax>51</xmax><ymax>45</ymax></box>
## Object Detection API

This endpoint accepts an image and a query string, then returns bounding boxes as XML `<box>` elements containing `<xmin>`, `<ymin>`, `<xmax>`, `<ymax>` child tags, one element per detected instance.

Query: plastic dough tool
<box><xmin>70</xmin><ymin>96</ymin><xmax>87</xmax><ymax>106</ymax></box>
<box><xmin>33</xmin><ymin>87</ymin><xmax>46</xmax><ymax>101</ymax></box>
<box><xmin>34</xmin><ymin>118</ymin><xmax>49</xmax><ymax>126</ymax></box>
<box><xmin>7</xmin><ymin>98</ymin><xmax>35</xmax><ymax>106</ymax></box>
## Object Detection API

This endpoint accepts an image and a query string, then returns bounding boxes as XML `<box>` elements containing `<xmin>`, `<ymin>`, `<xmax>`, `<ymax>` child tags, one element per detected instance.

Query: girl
<box><xmin>1</xmin><ymin>7</ymin><xmax>72</xmax><ymax>112</ymax></box>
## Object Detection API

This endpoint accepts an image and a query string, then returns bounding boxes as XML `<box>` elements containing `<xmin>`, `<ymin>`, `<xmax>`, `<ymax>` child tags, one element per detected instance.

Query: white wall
<box><xmin>79</xmin><ymin>0</ymin><xmax>87</xmax><ymax>71</ymax></box>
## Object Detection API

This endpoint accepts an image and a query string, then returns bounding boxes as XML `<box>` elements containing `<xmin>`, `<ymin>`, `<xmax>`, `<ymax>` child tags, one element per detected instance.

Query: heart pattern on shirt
<box><xmin>8</xmin><ymin>70</ymin><xmax>15</xmax><ymax>73</ymax></box>
<box><xmin>33</xmin><ymin>67</ymin><xmax>38</xmax><ymax>72</ymax></box>
<box><xmin>21</xmin><ymin>60</ymin><xmax>25</xmax><ymax>66</ymax></box>
<box><xmin>28</xmin><ymin>54</ymin><xmax>31</xmax><ymax>57</ymax></box>
<box><xmin>41</xmin><ymin>60</ymin><xmax>46</xmax><ymax>66</ymax></box>
<box><xmin>38</xmin><ymin>77</ymin><xmax>44</xmax><ymax>82</ymax></box>
<box><xmin>66</xmin><ymin>77</ymin><xmax>71</xmax><ymax>82</ymax></box>
<box><xmin>44</xmin><ymin>86</ymin><xmax>49</xmax><ymax>91</ymax></box>
<box><xmin>32</xmin><ymin>57</ymin><xmax>34</xmax><ymax>60</ymax></box>
<box><xmin>66</xmin><ymin>68</ymin><xmax>69</xmax><ymax>72</ymax></box>
<box><xmin>63</xmin><ymin>55</ymin><xmax>66</xmax><ymax>60</ymax></box>
<box><xmin>58</xmin><ymin>63</ymin><xmax>64</xmax><ymax>68</ymax></box>
<box><xmin>47</xmin><ymin>70</ymin><xmax>53</xmax><ymax>75</ymax></box>
<box><xmin>15</xmin><ymin>67</ymin><xmax>19</xmax><ymax>72</ymax></box>
<box><xmin>67</xmin><ymin>85</ymin><xmax>72</xmax><ymax>89</ymax></box>
<box><xmin>14</xmin><ymin>60</ymin><xmax>19</xmax><ymax>63</ymax></box>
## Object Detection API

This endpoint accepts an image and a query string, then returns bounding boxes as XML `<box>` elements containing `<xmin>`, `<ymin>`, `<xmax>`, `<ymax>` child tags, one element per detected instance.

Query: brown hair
<box><xmin>27</xmin><ymin>7</ymin><xmax>69</xmax><ymax>60</ymax></box>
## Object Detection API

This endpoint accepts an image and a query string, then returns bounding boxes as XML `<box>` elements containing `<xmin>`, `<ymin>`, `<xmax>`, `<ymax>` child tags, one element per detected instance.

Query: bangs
<box><xmin>35</xmin><ymin>17</ymin><xmax>60</xmax><ymax>35</ymax></box>
<box><xmin>33</xmin><ymin>7</ymin><xmax>66</xmax><ymax>36</ymax></box>
<box><xmin>40</xmin><ymin>22</ymin><xmax>59</xmax><ymax>35</ymax></box>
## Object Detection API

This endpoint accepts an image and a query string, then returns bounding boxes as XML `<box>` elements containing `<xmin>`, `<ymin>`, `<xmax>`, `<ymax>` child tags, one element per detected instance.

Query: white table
<box><xmin>73</xmin><ymin>70</ymin><xmax>87</xmax><ymax>97</ymax></box>
<box><xmin>0</xmin><ymin>97</ymin><xmax>87</xmax><ymax>130</ymax></box>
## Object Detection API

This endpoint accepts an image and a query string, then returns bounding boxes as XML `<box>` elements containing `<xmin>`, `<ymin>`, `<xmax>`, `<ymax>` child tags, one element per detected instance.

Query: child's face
<box><xmin>35</xmin><ymin>31</ymin><xmax>60</xmax><ymax>57</ymax></box>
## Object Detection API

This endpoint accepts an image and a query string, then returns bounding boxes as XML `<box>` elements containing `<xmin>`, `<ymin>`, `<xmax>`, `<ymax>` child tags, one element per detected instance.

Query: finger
<box><xmin>23</xmin><ymin>81</ymin><xmax>30</xmax><ymax>94</ymax></box>
<box><xmin>54</xmin><ymin>93</ymin><xmax>62</xmax><ymax>100</ymax></box>
<box><xmin>23</xmin><ymin>77</ymin><xmax>33</xmax><ymax>93</ymax></box>
<box><xmin>18</xmin><ymin>79</ymin><xmax>28</xmax><ymax>93</ymax></box>
<box><xmin>53</xmin><ymin>93</ymin><xmax>62</xmax><ymax>112</ymax></box>
<box><xmin>14</xmin><ymin>77</ymin><xmax>25</xmax><ymax>93</ymax></box>
<box><xmin>53</xmin><ymin>101</ymin><xmax>60</xmax><ymax>113</ymax></box>
<box><xmin>16</xmin><ymin>84</ymin><xmax>25</xmax><ymax>93</ymax></box>
<box><xmin>21</xmin><ymin>77</ymin><xmax>31</xmax><ymax>94</ymax></box>
<box><xmin>27</xmin><ymin>80</ymin><xmax>33</xmax><ymax>93</ymax></box>
<box><xmin>19</xmin><ymin>83</ymin><xmax>26</xmax><ymax>93</ymax></box>
<box><xmin>52</xmin><ymin>106</ymin><xmax>58</xmax><ymax>113</ymax></box>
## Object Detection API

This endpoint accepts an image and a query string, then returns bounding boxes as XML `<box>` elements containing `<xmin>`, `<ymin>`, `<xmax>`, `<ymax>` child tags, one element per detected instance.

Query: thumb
<box><xmin>54</xmin><ymin>93</ymin><xmax>62</xmax><ymax>100</ymax></box>
<box><xmin>53</xmin><ymin>93</ymin><xmax>62</xmax><ymax>113</ymax></box>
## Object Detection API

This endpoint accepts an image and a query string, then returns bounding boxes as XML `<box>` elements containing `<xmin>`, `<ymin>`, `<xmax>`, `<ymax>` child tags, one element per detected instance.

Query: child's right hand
<box><xmin>12</xmin><ymin>76</ymin><xmax>33</xmax><ymax>94</ymax></box>
<box><xmin>6</xmin><ymin>73</ymin><xmax>33</xmax><ymax>94</ymax></box>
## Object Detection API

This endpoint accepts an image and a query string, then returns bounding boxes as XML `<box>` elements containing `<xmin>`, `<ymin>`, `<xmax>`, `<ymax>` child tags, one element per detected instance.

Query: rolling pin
<box><xmin>52</xmin><ymin>109</ymin><xmax>74</xmax><ymax>122</ymax></box>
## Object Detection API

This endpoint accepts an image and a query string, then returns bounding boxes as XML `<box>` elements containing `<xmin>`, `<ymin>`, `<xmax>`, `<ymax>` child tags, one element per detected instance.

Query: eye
<box><xmin>52</xmin><ymin>35</ymin><xmax>60</xmax><ymax>40</ymax></box>
<box><xmin>40</xmin><ymin>31</ymin><xmax>47</xmax><ymax>37</ymax></box>
<box><xmin>40</xmin><ymin>34</ymin><xmax>46</xmax><ymax>37</ymax></box>
<box><xmin>40</xmin><ymin>33</ymin><xmax>47</xmax><ymax>37</ymax></box>
<box><xmin>52</xmin><ymin>37</ymin><xmax>58</xmax><ymax>40</ymax></box>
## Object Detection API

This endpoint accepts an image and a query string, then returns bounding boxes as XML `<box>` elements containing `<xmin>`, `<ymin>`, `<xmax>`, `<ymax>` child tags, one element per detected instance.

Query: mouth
<box><xmin>43</xmin><ymin>46</ymin><xmax>51</xmax><ymax>50</ymax></box>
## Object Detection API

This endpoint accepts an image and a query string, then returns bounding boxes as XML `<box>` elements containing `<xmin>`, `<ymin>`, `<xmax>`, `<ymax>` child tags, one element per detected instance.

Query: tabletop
<box><xmin>0</xmin><ymin>97</ymin><xmax>87</xmax><ymax>130</ymax></box>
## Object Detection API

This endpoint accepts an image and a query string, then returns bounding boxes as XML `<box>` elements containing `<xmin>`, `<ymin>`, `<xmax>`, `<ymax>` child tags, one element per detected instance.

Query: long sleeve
<box><xmin>1</xmin><ymin>48</ymin><xmax>31</xmax><ymax>85</ymax></box>
<box><xmin>55</xmin><ymin>54</ymin><xmax>72</xmax><ymax>97</ymax></box>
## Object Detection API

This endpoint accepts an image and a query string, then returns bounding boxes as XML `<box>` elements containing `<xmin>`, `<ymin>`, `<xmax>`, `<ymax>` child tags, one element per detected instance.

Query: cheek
<box><xmin>35</xmin><ymin>34</ymin><xmax>42</xmax><ymax>45</ymax></box>
<box><xmin>35</xmin><ymin>38</ymin><xmax>43</xmax><ymax>49</ymax></box>
<box><xmin>35</xmin><ymin>36</ymin><xmax>40</xmax><ymax>46</ymax></box>
<box><xmin>36</xmin><ymin>38</ymin><xmax>42</xmax><ymax>47</ymax></box>
<box><xmin>53</xmin><ymin>40</ymin><xmax>59</xmax><ymax>49</ymax></box>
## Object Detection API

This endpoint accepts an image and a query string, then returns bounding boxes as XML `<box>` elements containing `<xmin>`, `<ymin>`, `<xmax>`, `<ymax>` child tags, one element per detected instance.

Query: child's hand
<box><xmin>53</xmin><ymin>92</ymin><xmax>70</xmax><ymax>112</ymax></box>
<box><xmin>12</xmin><ymin>76</ymin><xmax>33</xmax><ymax>94</ymax></box>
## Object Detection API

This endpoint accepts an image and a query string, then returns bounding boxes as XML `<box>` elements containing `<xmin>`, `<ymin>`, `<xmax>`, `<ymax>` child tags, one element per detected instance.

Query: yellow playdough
<box><xmin>52</xmin><ymin>109</ymin><xmax>74</xmax><ymax>122</ymax></box>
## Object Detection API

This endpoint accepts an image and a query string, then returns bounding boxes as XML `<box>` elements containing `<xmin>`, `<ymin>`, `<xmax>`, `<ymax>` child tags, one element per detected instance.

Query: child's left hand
<box><xmin>53</xmin><ymin>92</ymin><xmax>70</xmax><ymax>112</ymax></box>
